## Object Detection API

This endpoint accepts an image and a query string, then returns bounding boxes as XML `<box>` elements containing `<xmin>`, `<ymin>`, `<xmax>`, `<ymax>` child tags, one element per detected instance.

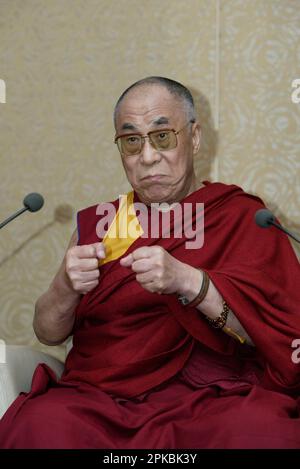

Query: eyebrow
<box><xmin>152</xmin><ymin>116</ymin><xmax>169</xmax><ymax>126</ymax></box>
<box><xmin>121</xmin><ymin>122</ymin><xmax>138</xmax><ymax>131</ymax></box>
<box><xmin>120</xmin><ymin>116</ymin><xmax>170</xmax><ymax>132</ymax></box>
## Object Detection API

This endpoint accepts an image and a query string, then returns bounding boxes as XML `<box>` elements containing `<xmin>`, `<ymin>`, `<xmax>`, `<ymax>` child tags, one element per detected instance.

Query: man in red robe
<box><xmin>1</xmin><ymin>76</ymin><xmax>300</xmax><ymax>449</ymax></box>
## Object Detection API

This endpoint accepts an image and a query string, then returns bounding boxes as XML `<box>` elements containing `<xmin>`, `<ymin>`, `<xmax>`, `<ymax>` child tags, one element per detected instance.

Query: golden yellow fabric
<box><xmin>100</xmin><ymin>190</ymin><xmax>144</xmax><ymax>266</ymax></box>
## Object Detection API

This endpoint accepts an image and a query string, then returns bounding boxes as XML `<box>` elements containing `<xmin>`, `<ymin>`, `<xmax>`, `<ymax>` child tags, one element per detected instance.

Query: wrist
<box><xmin>176</xmin><ymin>263</ymin><xmax>203</xmax><ymax>301</ymax></box>
<box><xmin>50</xmin><ymin>269</ymin><xmax>81</xmax><ymax>307</ymax></box>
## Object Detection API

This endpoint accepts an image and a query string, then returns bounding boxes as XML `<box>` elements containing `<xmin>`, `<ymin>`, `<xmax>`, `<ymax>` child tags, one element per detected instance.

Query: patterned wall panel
<box><xmin>0</xmin><ymin>0</ymin><xmax>216</xmax><ymax>360</ymax></box>
<box><xmin>0</xmin><ymin>0</ymin><xmax>298</xmax><ymax>361</ymax></box>
<box><xmin>218</xmin><ymin>0</ymin><xmax>300</xmax><ymax>256</ymax></box>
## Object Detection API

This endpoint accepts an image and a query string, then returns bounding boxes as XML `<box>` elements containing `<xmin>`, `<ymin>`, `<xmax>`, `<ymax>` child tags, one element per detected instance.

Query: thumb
<box><xmin>92</xmin><ymin>242</ymin><xmax>106</xmax><ymax>259</ymax></box>
<box><xmin>120</xmin><ymin>253</ymin><xmax>134</xmax><ymax>267</ymax></box>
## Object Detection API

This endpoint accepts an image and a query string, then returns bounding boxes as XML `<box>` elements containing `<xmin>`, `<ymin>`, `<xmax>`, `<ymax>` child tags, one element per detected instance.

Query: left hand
<box><xmin>120</xmin><ymin>246</ymin><xmax>186</xmax><ymax>295</ymax></box>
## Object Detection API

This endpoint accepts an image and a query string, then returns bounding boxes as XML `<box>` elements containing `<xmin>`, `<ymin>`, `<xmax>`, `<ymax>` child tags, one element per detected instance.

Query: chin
<box><xmin>139</xmin><ymin>187</ymin><xmax>174</xmax><ymax>205</ymax></box>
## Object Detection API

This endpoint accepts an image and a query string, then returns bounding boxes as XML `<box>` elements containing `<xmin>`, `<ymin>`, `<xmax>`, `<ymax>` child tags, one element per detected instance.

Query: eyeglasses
<box><xmin>114</xmin><ymin>121</ymin><xmax>193</xmax><ymax>157</ymax></box>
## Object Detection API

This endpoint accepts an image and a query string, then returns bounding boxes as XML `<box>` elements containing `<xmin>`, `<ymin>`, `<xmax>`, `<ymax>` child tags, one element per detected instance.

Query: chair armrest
<box><xmin>0</xmin><ymin>345</ymin><xmax>64</xmax><ymax>419</ymax></box>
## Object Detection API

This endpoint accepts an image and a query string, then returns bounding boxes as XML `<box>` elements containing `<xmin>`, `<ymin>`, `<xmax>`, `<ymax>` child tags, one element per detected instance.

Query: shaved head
<box><xmin>114</xmin><ymin>76</ymin><xmax>196</xmax><ymax>128</ymax></box>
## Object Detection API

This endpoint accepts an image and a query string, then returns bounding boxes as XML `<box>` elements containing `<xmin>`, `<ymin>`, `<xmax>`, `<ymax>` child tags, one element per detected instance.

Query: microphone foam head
<box><xmin>23</xmin><ymin>193</ymin><xmax>44</xmax><ymax>212</ymax></box>
<box><xmin>255</xmin><ymin>209</ymin><xmax>275</xmax><ymax>228</ymax></box>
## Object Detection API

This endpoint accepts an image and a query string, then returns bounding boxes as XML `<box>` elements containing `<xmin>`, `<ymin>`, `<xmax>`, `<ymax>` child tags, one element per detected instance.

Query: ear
<box><xmin>191</xmin><ymin>122</ymin><xmax>201</xmax><ymax>155</ymax></box>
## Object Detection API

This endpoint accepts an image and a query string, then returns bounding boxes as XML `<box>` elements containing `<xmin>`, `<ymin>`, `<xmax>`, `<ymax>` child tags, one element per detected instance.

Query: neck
<box><xmin>181</xmin><ymin>173</ymin><xmax>203</xmax><ymax>200</ymax></box>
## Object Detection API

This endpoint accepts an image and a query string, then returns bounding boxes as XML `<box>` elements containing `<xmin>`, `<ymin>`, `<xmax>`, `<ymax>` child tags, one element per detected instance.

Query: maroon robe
<box><xmin>1</xmin><ymin>181</ymin><xmax>300</xmax><ymax>449</ymax></box>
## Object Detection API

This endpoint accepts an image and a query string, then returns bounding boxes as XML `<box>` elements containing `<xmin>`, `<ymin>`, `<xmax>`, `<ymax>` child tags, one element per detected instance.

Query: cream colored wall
<box><xmin>0</xmin><ymin>0</ymin><xmax>299</xmax><ymax>361</ymax></box>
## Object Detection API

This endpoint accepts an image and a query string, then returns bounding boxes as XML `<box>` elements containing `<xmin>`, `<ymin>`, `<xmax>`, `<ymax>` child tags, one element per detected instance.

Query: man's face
<box><xmin>114</xmin><ymin>84</ymin><xmax>201</xmax><ymax>205</ymax></box>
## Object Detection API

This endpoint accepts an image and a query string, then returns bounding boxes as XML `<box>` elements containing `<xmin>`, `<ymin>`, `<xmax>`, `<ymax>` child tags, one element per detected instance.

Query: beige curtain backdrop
<box><xmin>0</xmin><ymin>0</ymin><xmax>299</xmax><ymax>361</ymax></box>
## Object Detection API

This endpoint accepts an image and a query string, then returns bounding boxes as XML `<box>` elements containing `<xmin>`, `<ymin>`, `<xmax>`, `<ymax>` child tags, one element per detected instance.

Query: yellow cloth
<box><xmin>99</xmin><ymin>190</ymin><xmax>144</xmax><ymax>266</ymax></box>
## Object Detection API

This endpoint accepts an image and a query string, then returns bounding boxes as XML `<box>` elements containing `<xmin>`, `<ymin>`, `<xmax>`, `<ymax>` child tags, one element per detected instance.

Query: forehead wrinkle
<box><xmin>117</xmin><ymin>99</ymin><xmax>181</xmax><ymax>132</ymax></box>
<box><xmin>115</xmin><ymin>83</ymin><xmax>190</xmax><ymax>129</ymax></box>
<box><xmin>119</xmin><ymin>114</ymin><xmax>172</xmax><ymax>133</ymax></box>
<box><xmin>120</xmin><ymin>117</ymin><xmax>169</xmax><ymax>132</ymax></box>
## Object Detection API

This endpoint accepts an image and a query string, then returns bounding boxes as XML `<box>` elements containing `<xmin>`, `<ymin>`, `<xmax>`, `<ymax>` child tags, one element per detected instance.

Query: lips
<box><xmin>141</xmin><ymin>175</ymin><xmax>166</xmax><ymax>181</ymax></box>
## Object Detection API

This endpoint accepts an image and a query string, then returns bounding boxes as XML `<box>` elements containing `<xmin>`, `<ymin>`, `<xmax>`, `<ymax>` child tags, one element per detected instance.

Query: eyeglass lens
<box><xmin>118</xmin><ymin>130</ymin><xmax>177</xmax><ymax>156</ymax></box>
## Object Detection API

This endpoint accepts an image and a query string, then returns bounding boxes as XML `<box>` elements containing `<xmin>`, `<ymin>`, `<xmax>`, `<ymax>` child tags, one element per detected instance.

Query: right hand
<box><xmin>65</xmin><ymin>242</ymin><xmax>106</xmax><ymax>295</ymax></box>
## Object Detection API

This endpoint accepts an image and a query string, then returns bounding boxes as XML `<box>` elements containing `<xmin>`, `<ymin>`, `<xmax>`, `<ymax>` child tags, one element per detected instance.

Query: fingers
<box><xmin>120</xmin><ymin>246</ymin><xmax>177</xmax><ymax>295</ymax></box>
<box><xmin>66</xmin><ymin>253</ymin><xmax>99</xmax><ymax>272</ymax></box>
<box><xmin>69</xmin><ymin>269</ymin><xmax>100</xmax><ymax>283</ymax></box>
<box><xmin>120</xmin><ymin>255</ymin><xmax>152</xmax><ymax>272</ymax></box>
<box><xmin>120</xmin><ymin>246</ymin><xmax>156</xmax><ymax>267</ymax></box>
<box><xmin>67</xmin><ymin>243</ymin><xmax>105</xmax><ymax>269</ymax></box>
<box><xmin>120</xmin><ymin>255</ymin><xmax>157</xmax><ymax>289</ymax></box>
<box><xmin>135</xmin><ymin>271</ymin><xmax>153</xmax><ymax>283</ymax></box>
<box><xmin>120</xmin><ymin>253</ymin><xmax>134</xmax><ymax>267</ymax></box>
<box><xmin>129</xmin><ymin>258</ymin><xmax>152</xmax><ymax>273</ymax></box>
<box><xmin>65</xmin><ymin>242</ymin><xmax>106</xmax><ymax>295</ymax></box>
<box><xmin>75</xmin><ymin>257</ymin><xmax>100</xmax><ymax>271</ymax></box>
<box><xmin>76</xmin><ymin>280</ymin><xmax>99</xmax><ymax>295</ymax></box>
<box><xmin>76</xmin><ymin>242</ymin><xmax>106</xmax><ymax>260</ymax></box>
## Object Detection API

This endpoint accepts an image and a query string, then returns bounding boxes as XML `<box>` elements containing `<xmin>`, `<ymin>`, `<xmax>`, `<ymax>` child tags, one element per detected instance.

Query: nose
<box><xmin>140</xmin><ymin>137</ymin><xmax>162</xmax><ymax>166</ymax></box>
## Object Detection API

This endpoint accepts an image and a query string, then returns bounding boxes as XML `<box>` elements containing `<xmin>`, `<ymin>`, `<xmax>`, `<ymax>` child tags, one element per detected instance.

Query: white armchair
<box><xmin>0</xmin><ymin>345</ymin><xmax>64</xmax><ymax>419</ymax></box>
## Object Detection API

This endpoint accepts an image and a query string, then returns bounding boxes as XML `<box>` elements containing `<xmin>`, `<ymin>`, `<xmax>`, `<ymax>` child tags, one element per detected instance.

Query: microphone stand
<box><xmin>269</xmin><ymin>220</ymin><xmax>300</xmax><ymax>244</ymax></box>
<box><xmin>0</xmin><ymin>207</ymin><xmax>28</xmax><ymax>230</ymax></box>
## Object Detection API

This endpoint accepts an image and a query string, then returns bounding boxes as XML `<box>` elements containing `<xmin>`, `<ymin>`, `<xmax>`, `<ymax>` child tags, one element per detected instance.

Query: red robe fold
<box><xmin>62</xmin><ymin>180</ymin><xmax>300</xmax><ymax>397</ymax></box>
<box><xmin>1</xmin><ymin>180</ymin><xmax>300</xmax><ymax>449</ymax></box>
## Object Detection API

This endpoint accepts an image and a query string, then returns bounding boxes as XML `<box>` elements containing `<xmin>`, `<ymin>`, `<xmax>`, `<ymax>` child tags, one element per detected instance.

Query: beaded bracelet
<box><xmin>205</xmin><ymin>300</ymin><xmax>229</xmax><ymax>329</ymax></box>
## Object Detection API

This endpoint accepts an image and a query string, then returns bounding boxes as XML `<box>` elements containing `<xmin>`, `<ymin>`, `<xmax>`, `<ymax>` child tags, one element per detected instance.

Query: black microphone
<box><xmin>0</xmin><ymin>193</ymin><xmax>44</xmax><ymax>230</ymax></box>
<box><xmin>255</xmin><ymin>209</ymin><xmax>300</xmax><ymax>244</ymax></box>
